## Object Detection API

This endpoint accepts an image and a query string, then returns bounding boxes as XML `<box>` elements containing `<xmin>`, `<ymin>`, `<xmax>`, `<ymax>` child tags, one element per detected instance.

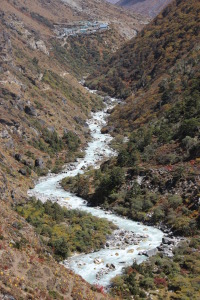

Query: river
<box><xmin>28</xmin><ymin>91</ymin><xmax>163</xmax><ymax>287</ymax></box>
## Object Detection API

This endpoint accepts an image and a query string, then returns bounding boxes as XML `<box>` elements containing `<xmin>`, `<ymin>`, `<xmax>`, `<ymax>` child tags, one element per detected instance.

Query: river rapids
<box><xmin>28</xmin><ymin>91</ymin><xmax>163</xmax><ymax>287</ymax></box>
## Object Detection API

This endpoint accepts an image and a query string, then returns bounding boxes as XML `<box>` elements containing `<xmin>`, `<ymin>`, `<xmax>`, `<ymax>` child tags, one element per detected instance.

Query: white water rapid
<box><xmin>29</xmin><ymin>92</ymin><xmax>163</xmax><ymax>287</ymax></box>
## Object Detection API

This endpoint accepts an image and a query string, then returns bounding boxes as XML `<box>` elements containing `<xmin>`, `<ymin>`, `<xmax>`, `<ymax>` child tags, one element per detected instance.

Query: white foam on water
<box><xmin>30</xmin><ymin>94</ymin><xmax>163</xmax><ymax>287</ymax></box>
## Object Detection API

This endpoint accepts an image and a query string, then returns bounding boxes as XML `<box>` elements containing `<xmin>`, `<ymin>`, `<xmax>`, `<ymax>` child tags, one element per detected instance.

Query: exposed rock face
<box><xmin>14</xmin><ymin>153</ymin><xmax>22</xmax><ymax>161</ymax></box>
<box><xmin>145</xmin><ymin>248</ymin><xmax>158</xmax><ymax>257</ymax></box>
<box><xmin>28</xmin><ymin>38</ymin><xmax>49</xmax><ymax>55</ymax></box>
<box><xmin>15</xmin><ymin>99</ymin><xmax>25</xmax><ymax>111</ymax></box>
<box><xmin>0</xmin><ymin>31</ymin><xmax>13</xmax><ymax>65</ymax></box>
<box><xmin>35</xmin><ymin>40</ymin><xmax>49</xmax><ymax>56</ymax></box>
<box><xmin>116</xmin><ymin>0</ymin><xmax>172</xmax><ymax>18</ymax></box>
<box><xmin>0</xmin><ymin>129</ymin><xmax>10</xmax><ymax>139</ymax></box>
<box><xmin>35</xmin><ymin>158</ymin><xmax>44</xmax><ymax>168</ymax></box>
<box><xmin>19</xmin><ymin>168</ymin><xmax>27</xmax><ymax>176</ymax></box>
<box><xmin>74</xmin><ymin>116</ymin><xmax>88</xmax><ymax>127</ymax></box>
<box><xmin>24</xmin><ymin>105</ymin><xmax>37</xmax><ymax>116</ymax></box>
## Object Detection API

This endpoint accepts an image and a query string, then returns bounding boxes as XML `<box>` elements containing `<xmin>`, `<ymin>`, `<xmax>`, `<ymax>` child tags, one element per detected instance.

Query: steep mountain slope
<box><xmin>87</xmin><ymin>0</ymin><xmax>200</xmax><ymax>100</ymax></box>
<box><xmin>0</xmin><ymin>201</ymin><xmax>112</xmax><ymax>300</ymax></box>
<box><xmin>60</xmin><ymin>0</ymin><xmax>147</xmax><ymax>39</ymax></box>
<box><xmin>116</xmin><ymin>0</ymin><xmax>172</xmax><ymax>17</ymax></box>
<box><xmin>86</xmin><ymin>0</ymin><xmax>200</xmax><ymax>227</ymax></box>
<box><xmin>0</xmin><ymin>0</ymin><xmax>148</xmax><ymax>298</ymax></box>
<box><xmin>106</xmin><ymin>0</ymin><xmax>119</xmax><ymax>4</ymax></box>
<box><xmin>0</xmin><ymin>0</ymin><xmax>146</xmax><ymax>204</ymax></box>
<box><xmin>66</xmin><ymin>1</ymin><xmax>200</xmax><ymax>297</ymax></box>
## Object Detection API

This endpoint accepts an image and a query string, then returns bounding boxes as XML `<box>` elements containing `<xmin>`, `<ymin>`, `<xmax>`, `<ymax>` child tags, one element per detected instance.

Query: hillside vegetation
<box><xmin>16</xmin><ymin>199</ymin><xmax>117</xmax><ymax>260</ymax></box>
<box><xmin>79</xmin><ymin>0</ymin><xmax>200</xmax><ymax>233</ymax></box>
<box><xmin>87</xmin><ymin>0</ymin><xmax>199</xmax><ymax>98</ymax></box>
<box><xmin>0</xmin><ymin>201</ymin><xmax>112</xmax><ymax>300</ymax></box>
<box><xmin>62</xmin><ymin>1</ymin><xmax>200</xmax><ymax>298</ymax></box>
<box><xmin>0</xmin><ymin>0</ymin><xmax>144</xmax><ymax>298</ymax></box>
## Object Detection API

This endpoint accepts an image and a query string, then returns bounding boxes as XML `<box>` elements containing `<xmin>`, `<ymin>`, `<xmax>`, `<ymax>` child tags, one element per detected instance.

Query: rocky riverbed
<box><xmin>29</xmin><ymin>91</ymin><xmax>164</xmax><ymax>287</ymax></box>
<box><xmin>105</xmin><ymin>229</ymin><xmax>149</xmax><ymax>250</ymax></box>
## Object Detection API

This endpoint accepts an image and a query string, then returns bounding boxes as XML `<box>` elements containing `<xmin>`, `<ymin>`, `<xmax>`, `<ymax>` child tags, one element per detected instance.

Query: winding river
<box><xmin>29</xmin><ymin>91</ymin><xmax>163</xmax><ymax>287</ymax></box>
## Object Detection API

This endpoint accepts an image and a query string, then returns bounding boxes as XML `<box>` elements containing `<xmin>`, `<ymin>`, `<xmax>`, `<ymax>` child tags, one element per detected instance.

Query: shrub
<box><xmin>63</xmin><ymin>131</ymin><xmax>80</xmax><ymax>151</ymax></box>
<box><xmin>16</xmin><ymin>199</ymin><xmax>116</xmax><ymax>259</ymax></box>
<box><xmin>48</xmin><ymin>237</ymin><xmax>69</xmax><ymax>260</ymax></box>
<box><xmin>152</xmin><ymin>207</ymin><xmax>165</xmax><ymax>222</ymax></box>
<box><xmin>168</xmin><ymin>194</ymin><xmax>182</xmax><ymax>209</ymax></box>
<box><xmin>140</xmin><ymin>277</ymin><xmax>155</xmax><ymax>289</ymax></box>
<box><xmin>179</xmin><ymin>118</ymin><xmax>200</xmax><ymax>139</ymax></box>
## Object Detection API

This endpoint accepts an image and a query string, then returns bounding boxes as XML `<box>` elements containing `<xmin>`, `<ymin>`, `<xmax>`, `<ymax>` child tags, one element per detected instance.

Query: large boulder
<box><xmin>0</xmin><ymin>129</ymin><xmax>10</xmax><ymax>139</ymax></box>
<box><xmin>106</xmin><ymin>263</ymin><xmax>115</xmax><ymax>269</ymax></box>
<box><xmin>47</xmin><ymin>126</ymin><xmax>55</xmax><ymax>133</ymax></box>
<box><xmin>35</xmin><ymin>158</ymin><xmax>44</xmax><ymax>168</ymax></box>
<box><xmin>73</xmin><ymin>116</ymin><xmax>88</xmax><ymax>127</ymax></box>
<box><xmin>24</xmin><ymin>105</ymin><xmax>37</xmax><ymax>116</ymax></box>
<box><xmin>162</xmin><ymin>237</ymin><xmax>175</xmax><ymax>245</ymax></box>
<box><xmin>145</xmin><ymin>248</ymin><xmax>158</xmax><ymax>257</ymax></box>
<box><xmin>94</xmin><ymin>258</ymin><xmax>103</xmax><ymax>264</ymax></box>
<box><xmin>103</xmin><ymin>96</ymin><xmax>111</xmax><ymax>103</ymax></box>
<box><xmin>0</xmin><ymin>117</ymin><xmax>14</xmax><ymax>126</ymax></box>
<box><xmin>15</xmin><ymin>99</ymin><xmax>25</xmax><ymax>111</ymax></box>
<box><xmin>101</xmin><ymin>126</ymin><xmax>109</xmax><ymax>134</ymax></box>
<box><xmin>19</xmin><ymin>168</ymin><xmax>27</xmax><ymax>176</ymax></box>
<box><xmin>35</xmin><ymin>40</ymin><xmax>49</xmax><ymax>56</ymax></box>
<box><xmin>14</xmin><ymin>153</ymin><xmax>22</xmax><ymax>161</ymax></box>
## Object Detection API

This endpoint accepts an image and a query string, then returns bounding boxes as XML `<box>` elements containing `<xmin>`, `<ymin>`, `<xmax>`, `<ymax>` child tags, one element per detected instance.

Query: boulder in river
<box><xmin>106</xmin><ymin>263</ymin><xmax>115</xmax><ymax>269</ymax></box>
<box><xmin>103</xmin><ymin>96</ymin><xmax>110</xmax><ymax>102</ymax></box>
<box><xmin>94</xmin><ymin>258</ymin><xmax>103</xmax><ymax>264</ymax></box>
<box><xmin>144</xmin><ymin>248</ymin><xmax>158</xmax><ymax>257</ymax></box>
<box><xmin>127</xmin><ymin>249</ymin><xmax>134</xmax><ymax>253</ymax></box>
<box><xmin>162</xmin><ymin>237</ymin><xmax>175</xmax><ymax>245</ymax></box>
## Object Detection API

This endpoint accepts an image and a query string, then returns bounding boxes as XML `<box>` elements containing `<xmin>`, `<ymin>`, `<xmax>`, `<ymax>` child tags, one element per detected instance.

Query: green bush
<box><xmin>168</xmin><ymin>194</ymin><xmax>182</xmax><ymax>209</ymax></box>
<box><xmin>16</xmin><ymin>199</ymin><xmax>117</xmax><ymax>260</ymax></box>
<box><xmin>63</xmin><ymin>131</ymin><xmax>80</xmax><ymax>151</ymax></box>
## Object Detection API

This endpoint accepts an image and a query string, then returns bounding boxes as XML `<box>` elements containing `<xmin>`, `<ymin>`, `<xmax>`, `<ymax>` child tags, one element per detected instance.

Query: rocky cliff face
<box><xmin>115</xmin><ymin>0</ymin><xmax>172</xmax><ymax>18</ymax></box>
<box><xmin>0</xmin><ymin>30</ymin><xmax>13</xmax><ymax>64</ymax></box>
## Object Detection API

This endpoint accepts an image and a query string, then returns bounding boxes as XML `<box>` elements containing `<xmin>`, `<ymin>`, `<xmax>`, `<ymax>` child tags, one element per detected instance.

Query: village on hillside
<box><xmin>54</xmin><ymin>21</ymin><xmax>109</xmax><ymax>39</ymax></box>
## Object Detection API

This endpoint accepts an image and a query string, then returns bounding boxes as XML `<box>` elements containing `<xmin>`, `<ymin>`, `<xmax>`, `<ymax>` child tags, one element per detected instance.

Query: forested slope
<box><xmin>62</xmin><ymin>1</ymin><xmax>200</xmax><ymax>298</ymax></box>
<box><xmin>87</xmin><ymin>0</ymin><xmax>199</xmax><ymax>98</ymax></box>
<box><xmin>0</xmin><ymin>0</ymin><xmax>141</xmax><ymax>298</ymax></box>
<box><xmin>85</xmin><ymin>0</ymin><xmax>200</xmax><ymax>240</ymax></box>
